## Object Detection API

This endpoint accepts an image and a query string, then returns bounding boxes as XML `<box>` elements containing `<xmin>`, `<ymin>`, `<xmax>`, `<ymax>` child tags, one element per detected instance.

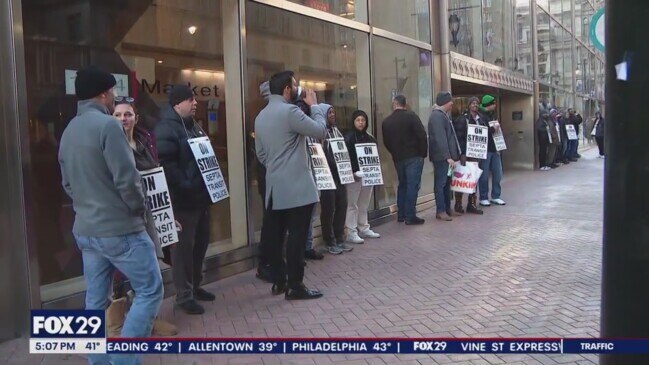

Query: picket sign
<box><xmin>308</xmin><ymin>142</ymin><xmax>336</xmax><ymax>190</ymax></box>
<box><xmin>140</xmin><ymin>167</ymin><xmax>178</xmax><ymax>248</ymax></box>
<box><xmin>466</xmin><ymin>125</ymin><xmax>489</xmax><ymax>159</ymax></box>
<box><xmin>489</xmin><ymin>121</ymin><xmax>507</xmax><ymax>151</ymax></box>
<box><xmin>188</xmin><ymin>136</ymin><xmax>229</xmax><ymax>203</ymax></box>
<box><xmin>566</xmin><ymin>124</ymin><xmax>578</xmax><ymax>140</ymax></box>
<box><xmin>355</xmin><ymin>143</ymin><xmax>384</xmax><ymax>186</ymax></box>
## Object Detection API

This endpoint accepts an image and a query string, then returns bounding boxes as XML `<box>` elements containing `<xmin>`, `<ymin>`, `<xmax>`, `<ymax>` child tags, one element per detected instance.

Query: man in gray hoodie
<box><xmin>427</xmin><ymin>91</ymin><xmax>462</xmax><ymax>221</ymax></box>
<box><xmin>59</xmin><ymin>66</ymin><xmax>163</xmax><ymax>365</ymax></box>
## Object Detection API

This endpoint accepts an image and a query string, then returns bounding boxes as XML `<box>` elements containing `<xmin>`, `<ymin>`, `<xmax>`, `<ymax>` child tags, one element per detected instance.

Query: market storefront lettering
<box><xmin>141</xmin><ymin>79</ymin><xmax>220</xmax><ymax>97</ymax></box>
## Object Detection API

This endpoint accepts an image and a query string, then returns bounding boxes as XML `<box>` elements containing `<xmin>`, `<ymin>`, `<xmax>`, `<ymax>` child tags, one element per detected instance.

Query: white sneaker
<box><xmin>346</xmin><ymin>232</ymin><xmax>365</xmax><ymax>244</ymax></box>
<box><xmin>491</xmin><ymin>198</ymin><xmax>506</xmax><ymax>205</ymax></box>
<box><xmin>359</xmin><ymin>229</ymin><xmax>381</xmax><ymax>239</ymax></box>
<box><xmin>479</xmin><ymin>200</ymin><xmax>491</xmax><ymax>206</ymax></box>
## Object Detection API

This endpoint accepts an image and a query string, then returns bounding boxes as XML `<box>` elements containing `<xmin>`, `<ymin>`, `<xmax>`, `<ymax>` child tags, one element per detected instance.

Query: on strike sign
<box><xmin>188</xmin><ymin>136</ymin><xmax>229</xmax><ymax>203</ymax></box>
<box><xmin>489</xmin><ymin>121</ymin><xmax>507</xmax><ymax>151</ymax></box>
<box><xmin>328</xmin><ymin>138</ymin><xmax>355</xmax><ymax>185</ymax></box>
<box><xmin>466</xmin><ymin>125</ymin><xmax>489</xmax><ymax>159</ymax></box>
<box><xmin>355</xmin><ymin>143</ymin><xmax>383</xmax><ymax>186</ymax></box>
<box><xmin>308</xmin><ymin>142</ymin><xmax>336</xmax><ymax>190</ymax></box>
<box><xmin>141</xmin><ymin>167</ymin><xmax>178</xmax><ymax>247</ymax></box>
<box><xmin>566</xmin><ymin>124</ymin><xmax>578</xmax><ymax>140</ymax></box>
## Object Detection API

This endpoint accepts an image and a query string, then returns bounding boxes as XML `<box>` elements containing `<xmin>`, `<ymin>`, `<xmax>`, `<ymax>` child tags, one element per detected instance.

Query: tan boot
<box><xmin>106</xmin><ymin>297</ymin><xmax>128</xmax><ymax>337</ymax></box>
<box><xmin>152</xmin><ymin>317</ymin><xmax>178</xmax><ymax>336</ymax></box>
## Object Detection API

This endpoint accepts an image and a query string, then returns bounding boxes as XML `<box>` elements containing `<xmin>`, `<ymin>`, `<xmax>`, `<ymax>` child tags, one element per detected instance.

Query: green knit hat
<box><xmin>481</xmin><ymin>94</ymin><xmax>496</xmax><ymax>107</ymax></box>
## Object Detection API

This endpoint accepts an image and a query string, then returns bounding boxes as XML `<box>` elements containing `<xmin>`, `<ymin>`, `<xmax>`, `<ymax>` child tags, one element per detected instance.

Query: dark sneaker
<box><xmin>326</xmin><ymin>245</ymin><xmax>343</xmax><ymax>255</ymax></box>
<box><xmin>305</xmin><ymin>249</ymin><xmax>324</xmax><ymax>260</ymax></box>
<box><xmin>397</xmin><ymin>217</ymin><xmax>405</xmax><ymax>222</ymax></box>
<box><xmin>176</xmin><ymin>300</ymin><xmax>204</xmax><ymax>315</ymax></box>
<box><xmin>194</xmin><ymin>288</ymin><xmax>216</xmax><ymax>301</ymax></box>
<box><xmin>336</xmin><ymin>243</ymin><xmax>354</xmax><ymax>252</ymax></box>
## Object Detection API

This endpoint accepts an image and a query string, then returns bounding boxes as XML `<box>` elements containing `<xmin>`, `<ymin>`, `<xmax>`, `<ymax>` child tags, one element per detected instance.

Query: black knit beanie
<box><xmin>168</xmin><ymin>84</ymin><xmax>195</xmax><ymax>106</ymax></box>
<box><xmin>75</xmin><ymin>66</ymin><xmax>117</xmax><ymax>100</ymax></box>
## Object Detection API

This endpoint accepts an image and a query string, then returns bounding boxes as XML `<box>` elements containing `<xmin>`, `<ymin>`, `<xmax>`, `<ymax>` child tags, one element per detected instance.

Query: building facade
<box><xmin>0</xmin><ymin>0</ymin><xmax>604</xmax><ymax>339</ymax></box>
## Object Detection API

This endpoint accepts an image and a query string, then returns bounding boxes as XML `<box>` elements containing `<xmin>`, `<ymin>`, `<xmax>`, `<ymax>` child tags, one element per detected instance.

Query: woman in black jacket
<box><xmin>344</xmin><ymin>110</ymin><xmax>381</xmax><ymax>244</ymax></box>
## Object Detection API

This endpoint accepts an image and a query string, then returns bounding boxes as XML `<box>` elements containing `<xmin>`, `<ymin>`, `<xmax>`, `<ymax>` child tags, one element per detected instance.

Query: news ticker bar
<box><xmin>29</xmin><ymin>338</ymin><xmax>649</xmax><ymax>355</ymax></box>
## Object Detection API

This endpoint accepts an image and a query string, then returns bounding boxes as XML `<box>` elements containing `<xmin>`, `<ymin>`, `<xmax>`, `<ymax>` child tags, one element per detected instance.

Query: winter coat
<box><xmin>155</xmin><ymin>105</ymin><xmax>211</xmax><ymax>210</ymax></box>
<box><xmin>593</xmin><ymin>117</ymin><xmax>605</xmax><ymax>138</ymax></box>
<box><xmin>427</xmin><ymin>106</ymin><xmax>461</xmax><ymax>162</ymax></box>
<box><xmin>453</xmin><ymin>111</ymin><xmax>487</xmax><ymax>155</ymax></box>
<box><xmin>381</xmin><ymin>109</ymin><xmax>428</xmax><ymax>162</ymax></box>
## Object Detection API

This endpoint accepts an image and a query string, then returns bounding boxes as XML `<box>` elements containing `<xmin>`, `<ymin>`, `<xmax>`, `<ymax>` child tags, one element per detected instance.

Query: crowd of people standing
<box><xmin>60</xmin><ymin>65</ymin><xmax>599</xmax><ymax>365</ymax></box>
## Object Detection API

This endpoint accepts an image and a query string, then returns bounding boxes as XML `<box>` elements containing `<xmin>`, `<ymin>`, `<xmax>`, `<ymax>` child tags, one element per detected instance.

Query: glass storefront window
<box><xmin>482</xmin><ymin>0</ymin><xmax>506</xmax><ymax>67</ymax></box>
<box><xmin>515</xmin><ymin>0</ymin><xmax>533</xmax><ymax>76</ymax></box>
<box><xmin>562</xmin><ymin>26</ymin><xmax>573</xmax><ymax>91</ymax></box>
<box><xmin>561</xmin><ymin>0</ymin><xmax>572</xmax><ymax>32</ymax></box>
<box><xmin>537</xmin><ymin>0</ymin><xmax>549</xmax><ymax>12</ymax></box>
<box><xmin>448</xmin><ymin>0</ymin><xmax>484</xmax><ymax>60</ymax></box>
<box><xmin>549</xmin><ymin>0</ymin><xmax>562</xmax><ymax>20</ymax></box>
<box><xmin>287</xmin><ymin>0</ymin><xmax>368</xmax><ymax>23</ymax></box>
<box><xmin>549</xmin><ymin>19</ymin><xmax>563</xmax><ymax>88</ymax></box>
<box><xmin>372</xmin><ymin>37</ymin><xmax>433</xmax><ymax>208</ymax></box>
<box><xmin>371</xmin><ymin>0</ymin><xmax>430</xmax><ymax>42</ymax></box>
<box><xmin>245</xmin><ymin>2</ymin><xmax>367</xmax><ymax>237</ymax></box>
<box><xmin>22</xmin><ymin>0</ymin><xmax>235</xmax><ymax>296</ymax></box>
<box><xmin>537</xmin><ymin>9</ymin><xmax>551</xmax><ymax>83</ymax></box>
<box><xmin>573</xmin><ymin>0</ymin><xmax>583</xmax><ymax>39</ymax></box>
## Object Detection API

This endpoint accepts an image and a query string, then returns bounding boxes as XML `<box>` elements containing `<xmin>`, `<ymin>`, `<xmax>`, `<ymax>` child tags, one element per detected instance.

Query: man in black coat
<box><xmin>156</xmin><ymin>85</ymin><xmax>214</xmax><ymax>315</ymax></box>
<box><xmin>381</xmin><ymin>95</ymin><xmax>428</xmax><ymax>225</ymax></box>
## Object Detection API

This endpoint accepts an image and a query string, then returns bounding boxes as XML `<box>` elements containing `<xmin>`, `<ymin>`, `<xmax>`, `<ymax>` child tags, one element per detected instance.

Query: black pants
<box><xmin>596</xmin><ymin>136</ymin><xmax>605</xmax><ymax>156</ymax></box>
<box><xmin>172</xmin><ymin>208</ymin><xmax>210</xmax><ymax>304</ymax></box>
<box><xmin>538</xmin><ymin>132</ymin><xmax>548</xmax><ymax>167</ymax></box>
<box><xmin>320</xmin><ymin>181</ymin><xmax>348</xmax><ymax>245</ymax></box>
<box><xmin>262</xmin><ymin>197</ymin><xmax>315</xmax><ymax>289</ymax></box>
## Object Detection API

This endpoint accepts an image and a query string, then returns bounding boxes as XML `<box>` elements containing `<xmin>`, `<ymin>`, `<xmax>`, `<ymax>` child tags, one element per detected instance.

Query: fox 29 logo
<box><xmin>31</xmin><ymin>310</ymin><xmax>105</xmax><ymax>338</ymax></box>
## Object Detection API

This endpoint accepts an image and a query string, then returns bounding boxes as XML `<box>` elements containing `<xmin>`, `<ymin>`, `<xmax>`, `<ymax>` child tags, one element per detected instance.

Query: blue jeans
<box><xmin>432</xmin><ymin>160</ymin><xmax>451</xmax><ymax>214</ymax></box>
<box><xmin>74</xmin><ymin>230</ymin><xmax>164</xmax><ymax>365</ymax></box>
<box><xmin>479</xmin><ymin>152</ymin><xmax>503</xmax><ymax>201</ymax></box>
<box><xmin>567</xmin><ymin>139</ymin><xmax>579</xmax><ymax>159</ymax></box>
<box><xmin>395</xmin><ymin>157</ymin><xmax>424</xmax><ymax>220</ymax></box>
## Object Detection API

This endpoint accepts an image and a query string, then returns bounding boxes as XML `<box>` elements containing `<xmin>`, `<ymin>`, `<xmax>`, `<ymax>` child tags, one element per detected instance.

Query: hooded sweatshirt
<box><xmin>344</xmin><ymin>110</ymin><xmax>377</xmax><ymax>172</ymax></box>
<box><xmin>319</xmin><ymin>103</ymin><xmax>346</xmax><ymax>185</ymax></box>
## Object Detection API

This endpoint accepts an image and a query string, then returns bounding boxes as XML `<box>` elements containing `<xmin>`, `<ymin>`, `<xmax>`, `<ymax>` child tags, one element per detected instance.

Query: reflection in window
<box><xmin>448</xmin><ymin>0</ymin><xmax>483</xmax><ymax>60</ymax></box>
<box><xmin>245</xmin><ymin>2</ymin><xmax>363</xmax><ymax>237</ymax></box>
<box><xmin>372</xmin><ymin>37</ymin><xmax>433</xmax><ymax>208</ymax></box>
<box><xmin>549</xmin><ymin>19</ymin><xmax>563</xmax><ymax>88</ymax></box>
<box><xmin>537</xmin><ymin>9</ymin><xmax>551</xmax><ymax>83</ymax></box>
<box><xmin>515</xmin><ymin>0</ymin><xmax>533</xmax><ymax>76</ymax></box>
<box><xmin>22</xmin><ymin>0</ymin><xmax>230</xmax><ymax>289</ymax></box>
<box><xmin>287</xmin><ymin>0</ymin><xmax>368</xmax><ymax>22</ymax></box>
<box><xmin>371</xmin><ymin>0</ymin><xmax>431</xmax><ymax>42</ymax></box>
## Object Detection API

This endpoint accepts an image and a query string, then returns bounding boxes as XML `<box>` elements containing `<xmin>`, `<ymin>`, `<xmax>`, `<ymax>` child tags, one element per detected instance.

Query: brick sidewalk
<box><xmin>0</xmin><ymin>150</ymin><xmax>604</xmax><ymax>365</ymax></box>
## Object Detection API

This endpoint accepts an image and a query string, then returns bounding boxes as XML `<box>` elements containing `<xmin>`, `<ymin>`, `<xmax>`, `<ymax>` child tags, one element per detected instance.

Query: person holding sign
<box><xmin>344</xmin><ymin>110</ymin><xmax>381</xmax><ymax>244</ymax></box>
<box><xmin>477</xmin><ymin>95</ymin><xmax>506</xmax><ymax>206</ymax></box>
<box><xmin>106</xmin><ymin>100</ymin><xmax>178</xmax><ymax>337</ymax></box>
<box><xmin>382</xmin><ymin>95</ymin><xmax>428</xmax><ymax>225</ymax></box>
<box><xmin>427</xmin><ymin>91</ymin><xmax>462</xmax><ymax>221</ymax></box>
<box><xmin>59</xmin><ymin>66</ymin><xmax>163</xmax><ymax>365</ymax></box>
<box><xmin>319</xmin><ymin>104</ymin><xmax>355</xmax><ymax>253</ymax></box>
<box><xmin>535</xmin><ymin>110</ymin><xmax>553</xmax><ymax>171</ymax></box>
<box><xmin>451</xmin><ymin>96</ymin><xmax>485</xmax><ymax>214</ymax></box>
<box><xmin>547</xmin><ymin>109</ymin><xmax>562</xmax><ymax>168</ymax></box>
<box><xmin>255</xmin><ymin>71</ymin><xmax>327</xmax><ymax>300</ymax></box>
<box><xmin>592</xmin><ymin>111</ymin><xmax>605</xmax><ymax>158</ymax></box>
<box><xmin>156</xmin><ymin>85</ymin><xmax>215</xmax><ymax>315</ymax></box>
<box><xmin>566</xmin><ymin>108</ymin><xmax>583</xmax><ymax>161</ymax></box>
